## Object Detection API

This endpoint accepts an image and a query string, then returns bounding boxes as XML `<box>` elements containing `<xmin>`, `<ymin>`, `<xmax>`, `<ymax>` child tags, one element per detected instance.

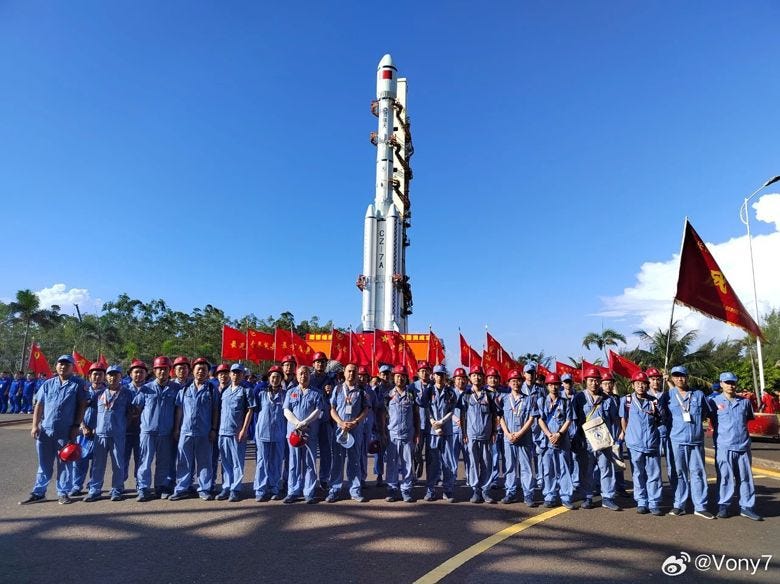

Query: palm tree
<box><xmin>633</xmin><ymin>321</ymin><xmax>717</xmax><ymax>386</ymax></box>
<box><xmin>582</xmin><ymin>328</ymin><xmax>627</xmax><ymax>362</ymax></box>
<box><xmin>8</xmin><ymin>289</ymin><xmax>62</xmax><ymax>370</ymax></box>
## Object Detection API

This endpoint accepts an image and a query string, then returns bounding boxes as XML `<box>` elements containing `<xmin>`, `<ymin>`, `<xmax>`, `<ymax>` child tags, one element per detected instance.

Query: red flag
<box><xmin>555</xmin><ymin>361</ymin><xmax>582</xmax><ymax>382</ymax></box>
<box><xmin>274</xmin><ymin>328</ymin><xmax>315</xmax><ymax>366</ymax></box>
<box><xmin>400</xmin><ymin>338</ymin><xmax>418</xmax><ymax>376</ymax></box>
<box><xmin>582</xmin><ymin>359</ymin><xmax>609</xmax><ymax>377</ymax></box>
<box><xmin>675</xmin><ymin>220</ymin><xmax>763</xmax><ymax>339</ymax></box>
<box><xmin>72</xmin><ymin>350</ymin><xmax>92</xmax><ymax>377</ymax></box>
<box><xmin>246</xmin><ymin>328</ymin><xmax>274</xmax><ymax>363</ymax></box>
<box><xmin>374</xmin><ymin>330</ymin><xmax>404</xmax><ymax>366</ymax></box>
<box><xmin>608</xmin><ymin>350</ymin><xmax>641</xmax><ymax>378</ymax></box>
<box><xmin>222</xmin><ymin>325</ymin><xmax>246</xmax><ymax>361</ymax></box>
<box><xmin>459</xmin><ymin>334</ymin><xmax>482</xmax><ymax>368</ymax></box>
<box><xmin>537</xmin><ymin>363</ymin><xmax>552</xmax><ymax>378</ymax></box>
<box><xmin>27</xmin><ymin>343</ymin><xmax>52</xmax><ymax>377</ymax></box>
<box><xmin>329</xmin><ymin>329</ymin><xmax>350</xmax><ymax>364</ymax></box>
<box><xmin>486</xmin><ymin>332</ymin><xmax>515</xmax><ymax>379</ymax></box>
<box><xmin>349</xmin><ymin>332</ymin><xmax>373</xmax><ymax>367</ymax></box>
<box><xmin>427</xmin><ymin>330</ymin><xmax>445</xmax><ymax>365</ymax></box>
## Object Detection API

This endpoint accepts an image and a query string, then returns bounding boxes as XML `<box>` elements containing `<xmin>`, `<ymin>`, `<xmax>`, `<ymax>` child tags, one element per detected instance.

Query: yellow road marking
<box><xmin>705</xmin><ymin>456</ymin><xmax>780</xmax><ymax>480</ymax></box>
<box><xmin>413</xmin><ymin>507</ymin><xmax>569</xmax><ymax>584</ymax></box>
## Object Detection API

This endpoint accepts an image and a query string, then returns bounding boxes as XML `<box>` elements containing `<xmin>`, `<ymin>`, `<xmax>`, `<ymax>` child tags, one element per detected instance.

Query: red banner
<box><xmin>329</xmin><ymin>329</ymin><xmax>350</xmax><ymax>364</ymax></box>
<box><xmin>459</xmin><ymin>334</ymin><xmax>482</xmax><ymax>368</ymax></box>
<box><xmin>675</xmin><ymin>220</ymin><xmax>763</xmax><ymax>338</ymax></box>
<box><xmin>72</xmin><ymin>350</ymin><xmax>92</xmax><ymax>377</ymax></box>
<box><xmin>222</xmin><ymin>325</ymin><xmax>246</xmax><ymax>361</ymax></box>
<box><xmin>427</xmin><ymin>330</ymin><xmax>445</xmax><ymax>366</ymax></box>
<box><xmin>349</xmin><ymin>332</ymin><xmax>373</xmax><ymax>367</ymax></box>
<box><xmin>246</xmin><ymin>328</ymin><xmax>274</xmax><ymax>363</ymax></box>
<box><xmin>28</xmin><ymin>343</ymin><xmax>52</xmax><ymax>377</ymax></box>
<box><xmin>608</xmin><ymin>350</ymin><xmax>641</xmax><ymax>378</ymax></box>
<box><xmin>274</xmin><ymin>328</ymin><xmax>315</xmax><ymax>366</ymax></box>
<box><xmin>555</xmin><ymin>361</ymin><xmax>582</xmax><ymax>382</ymax></box>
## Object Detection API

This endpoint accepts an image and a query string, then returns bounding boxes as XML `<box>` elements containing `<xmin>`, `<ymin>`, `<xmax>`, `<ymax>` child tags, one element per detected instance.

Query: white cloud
<box><xmin>35</xmin><ymin>284</ymin><xmax>102</xmax><ymax>316</ymax></box>
<box><xmin>599</xmin><ymin>194</ymin><xmax>780</xmax><ymax>343</ymax></box>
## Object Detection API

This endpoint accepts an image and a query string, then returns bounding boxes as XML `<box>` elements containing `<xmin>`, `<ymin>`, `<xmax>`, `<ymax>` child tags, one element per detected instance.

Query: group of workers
<box><xmin>17</xmin><ymin>351</ymin><xmax>766</xmax><ymax>522</ymax></box>
<box><xmin>0</xmin><ymin>371</ymin><xmax>47</xmax><ymax>414</ymax></box>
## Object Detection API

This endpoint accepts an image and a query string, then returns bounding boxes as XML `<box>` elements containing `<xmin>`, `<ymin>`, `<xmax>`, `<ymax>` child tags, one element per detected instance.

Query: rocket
<box><xmin>359</xmin><ymin>54</ymin><xmax>413</xmax><ymax>333</ymax></box>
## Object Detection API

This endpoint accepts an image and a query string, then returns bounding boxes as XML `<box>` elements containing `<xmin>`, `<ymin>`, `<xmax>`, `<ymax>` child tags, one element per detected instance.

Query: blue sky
<box><xmin>2</xmin><ymin>1</ymin><xmax>779</xmax><ymax>366</ymax></box>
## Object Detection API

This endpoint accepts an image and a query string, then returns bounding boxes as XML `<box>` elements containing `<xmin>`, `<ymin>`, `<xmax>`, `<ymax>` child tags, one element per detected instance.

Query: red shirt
<box><xmin>761</xmin><ymin>392</ymin><xmax>779</xmax><ymax>414</ymax></box>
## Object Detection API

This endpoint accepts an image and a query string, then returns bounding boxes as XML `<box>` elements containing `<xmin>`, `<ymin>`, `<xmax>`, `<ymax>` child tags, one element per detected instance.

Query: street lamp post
<box><xmin>739</xmin><ymin>175</ymin><xmax>780</xmax><ymax>401</ymax></box>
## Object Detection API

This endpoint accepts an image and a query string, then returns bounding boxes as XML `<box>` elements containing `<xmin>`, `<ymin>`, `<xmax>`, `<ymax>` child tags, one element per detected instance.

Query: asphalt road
<box><xmin>1</xmin><ymin>417</ymin><xmax>778</xmax><ymax>584</ymax></box>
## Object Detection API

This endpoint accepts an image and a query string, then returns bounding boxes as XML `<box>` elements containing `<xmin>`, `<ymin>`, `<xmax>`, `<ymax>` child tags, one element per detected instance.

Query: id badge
<box><xmin>345</xmin><ymin>404</ymin><xmax>353</xmax><ymax>416</ymax></box>
<box><xmin>682</xmin><ymin>411</ymin><xmax>692</xmax><ymax>423</ymax></box>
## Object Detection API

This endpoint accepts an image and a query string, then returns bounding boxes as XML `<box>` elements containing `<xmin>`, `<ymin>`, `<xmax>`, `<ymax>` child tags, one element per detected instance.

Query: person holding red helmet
<box><xmin>20</xmin><ymin>355</ymin><xmax>88</xmax><ymax>505</ymax></box>
<box><xmin>133</xmin><ymin>356</ymin><xmax>180</xmax><ymax>501</ymax></box>
<box><xmin>381</xmin><ymin>365</ymin><xmax>419</xmax><ymax>502</ymax></box>
<box><xmin>69</xmin><ymin>361</ymin><xmax>107</xmax><ymax>497</ymax></box>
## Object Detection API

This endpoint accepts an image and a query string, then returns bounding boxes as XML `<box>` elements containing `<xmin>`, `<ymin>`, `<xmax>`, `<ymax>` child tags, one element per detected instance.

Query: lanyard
<box><xmin>673</xmin><ymin>389</ymin><xmax>690</xmax><ymax>413</ymax></box>
<box><xmin>585</xmin><ymin>392</ymin><xmax>603</xmax><ymax>421</ymax></box>
<box><xmin>546</xmin><ymin>396</ymin><xmax>562</xmax><ymax>424</ymax></box>
<box><xmin>631</xmin><ymin>393</ymin><xmax>656</xmax><ymax>416</ymax></box>
<box><xmin>101</xmin><ymin>388</ymin><xmax>119</xmax><ymax>411</ymax></box>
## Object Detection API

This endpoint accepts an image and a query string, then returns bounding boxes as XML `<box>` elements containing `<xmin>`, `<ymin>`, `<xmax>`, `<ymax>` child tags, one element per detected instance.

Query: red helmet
<box><xmin>215</xmin><ymin>363</ymin><xmax>230</xmax><ymax>374</ymax></box>
<box><xmin>367</xmin><ymin>439</ymin><xmax>381</xmax><ymax>455</ymax></box>
<box><xmin>417</xmin><ymin>360</ymin><xmax>431</xmax><ymax>372</ymax></box>
<box><xmin>173</xmin><ymin>356</ymin><xmax>190</xmax><ymax>368</ymax></box>
<box><xmin>58</xmin><ymin>442</ymin><xmax>82</xmax><ymax>463</ymax></box>
<box><xmin>281</xmin><ymin>355</ymin><xmax>296</xmax><ymax>364</ymax></box>
<box><xmin>631</xmin><ymin>371</ymin><xmax>649</xmax><ymax>383</ymax></box>
<box><xmin>357</xmin><ymin>366</ymin><xmax>370</xmax><ymax>376</ymax></box>
<box><xmin>191</xmin><ymin>357</ymin><xmax>209</xmax><ymax>368</ymax></box>
<box><xmin>88</xmin><ymin>362</ymin><xmax>106</xmax><ymax>373</ymax></box>
<box><xmin>506</xmin><ymin>369</ymin><xmax>521</xmax><ymax>381</ymax></box>
<box><xmin>453</xmin><ymin>368</ymin><xmax>467</xmax><ymax>378</ymax></box>
<box><xmin>601</xmin><ymin>371</ymin><xmax>615</xmax><ymax>382</ymax></box>
<box><xmin>392</xmin><ymin>365</ymin><xmax>407</xmax><ymax>376</ymax></box>
<box><xmin>153</xmin><ymin>356</ymin><xmax>171</xmax><ymax>369</ymax></box>
<box><xmin>545</xmin><ymin>373</ymin><xmax>561</xmax><ymax>384</ymax></box>
<box><xmin>485</xmin><ymin>367</ymin><xmax>500</xmax><ymax>378</ymax></box>
<box><xmin>288</xmin><ymin>430</ymin><xmax>307</xmax><ymax>448</ymax></box>
<box><xmin>267</xmin><ymin>365</ymin><xmax>282</xmax><ymax>375</ymax></box>
<box><xmin>469</xmin><ymin>365</ymin><xmax>484</xmax><ymax>376</ymax></box>
<box><xmin>583</xmin><ymin>367</ymin><xmax>601</xmax><ymax>379</ymax></box>
<box><xmin>645</xmin><ymin>367</ymin><xmax>662</xmax><ymax>378</ymax></box>
<box><xmin>312</xmin><ymin>351</ymin><xmax>327</xmax><ymax>362</ymax></box>
<box><xmin>129</xmin><ymin>359</ymin><xmax>148</xmax><ymax>372</ymax></box>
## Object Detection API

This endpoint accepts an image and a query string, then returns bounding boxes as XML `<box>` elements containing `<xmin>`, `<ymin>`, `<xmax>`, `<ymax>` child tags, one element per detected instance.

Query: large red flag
<box><xmin>329</xmin><ymin>329</ymin><xmax>350</xmax><ymax>364</ymax></box>
<box><xmin>72</xmin><ymin>350</ymin><xmax>92</xmax><ymax>377</ymax></box>
<box><xmin>556</xmin><ymin>361</ymin><xmax>582</xmax><ymax>382</ymax></box>
<box><xmin>582</xmin><ymin>359</ymin><xmax>609</xmax><ymax>377</ymax></box>
<box><xmin>537</xmin><ymin>363</ymin><xmax>552</xmax><ymax>378</ymax></box>
<box><xmin>486</xmin><ymin>332</ymin><xmax>515</xmax><ymax>379</ymax></box>
<box><xmin>400</xmin><ymin>338</ymin><xmax>418</xmax><ymax>376</ymax></box>
<box><xmin>608</xmin><ymin>350</ymin><xmax>641</xmax><ymax>378</ymax></box>
<box><xmin>427</xmin><ymin>330</ymin><xmax>445</xmax><ymax>365</ymax></box>
<box><xmin>246</xmin><ymin>328</ymin><xmax>274</xmax><ymax>363</ymax></box>
<box><xmin>222</xmin><ymin>325</ymin><xmax>246</xmax><ymax>361</ymax></box>
<box><xmin>28</xmin><ymin>343</ymin><xmax>52</xmax><ymax>377</ymax></box>
<box><xmin>374</xmin><ymin>330</ymin><xmax>403</xmax><ymax>365</ymax></box>
<box><xmin>349</xmin><ymin>332</ymin><xmax>373</xmax><ymax>367</ymax></box>
<box><xmin>675</xmin><ymin>220</ymin><xmax>763</xmax><ymax>339</ymax></box>
<box><xmin>459</xmin><ymin>334</ymin><xmax>482</xmax><ymax>368</ymax></box>
<box><xmin>274</xmin><ymin>328</ymin><xmax>315</xmax><ymax>366</ymax></box>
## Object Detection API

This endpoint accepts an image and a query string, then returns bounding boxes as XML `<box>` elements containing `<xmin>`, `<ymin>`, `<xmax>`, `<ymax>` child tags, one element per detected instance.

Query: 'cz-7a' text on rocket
<box><xmin>358</xmin><ymin>54</ymin><xmax>414</xmax><ymax>333</ymax></box>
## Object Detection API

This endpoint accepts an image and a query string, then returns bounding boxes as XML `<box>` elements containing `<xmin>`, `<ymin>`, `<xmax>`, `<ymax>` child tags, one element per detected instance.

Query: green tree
<box><xmin>582</xmin><ymin>328</ymin><xmax>626</xmax><ymax>362</ymax></box>
<box><xmin>8</xmin><ymin>289</ymin><xmax>62</xmax><ymax>370</ymax></box>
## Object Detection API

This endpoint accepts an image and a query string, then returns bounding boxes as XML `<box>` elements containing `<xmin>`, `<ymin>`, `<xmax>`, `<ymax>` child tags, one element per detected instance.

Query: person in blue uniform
<box><xmin>20</xmin><ymin>355</ymin><xmax>88</xmax><ymax>505</ymax></box>
<box><xmin>462</xmin><ymin>365</ymin><xmax>498</xmax><ymax>503</ymax></box>
<box><xmin>134</xmin><ymin>356</ymin><xmax>179</xmax><ymax>501</ymax></box>
<box><xmin>211</xmin><ymin>363</ymin><xmax>231</xmax><ymax>494</ymax></box>
<box><xmin>70</xmin><ymin>361</ymin><xmax>107</xmax><ymax>497</ymax></box>
<box><xmin>709</xmin><ymin>372</ymin><xmax>762</xmax><ymax>521</ymax></box>
<box><xmin>84</xmin><ymin>365</ymin><xmax>133</xmax><ymax>502</ymax></box>
<box><xmin>357</xmin><ymin>365</ymin><xmax>377</xmax><ymax>487</ymax></box>
<box><xmin>22</xmin><ymin>372</ymin><xmax>37</xmax><ymax>414</ymax></box>
<box><xmin>254</xmin><ymin>365</ymin><xmax>287</xmax><ymax>501</ymax></box>
<box><xmin>412</xmin><ymin>361</ymin><xmax>433</xmax><ymax>478</ymax></box>
<box><xmin>645</xmin><ymin>367</ymin><xmax>676</xmax><ymax>494</ymax></box>
<box><xmin>572</xmin><ymin>367</ymin><xmax>621</xmax><ymax>511</ymax></box>
<box><xmin>124</xmin><ymin>360</ymin><xmax>147</xmax><ymax>492</ymax></box>
<box><xmin>601</xmin><ymin>371</ymin><xmax>630</xmax><ymax>498</ymax></box>
<box><xmin>498</xmin><ymin>369</ymin><xmax>539</xmax><ymax>506</ymax></box>
<box><xmin>381</xmin><ymin>365</ymin><xmax>419</xmax><ymax>502</ymax></box>
<box><xmin>9</xmin><ymin>371</ymin><xmax>24</xmax><ymax>414</ymax></box>
<box><xmin>310</xmin><ymin>351</ymin><xmax>334</xmax><ymax>490</ymax></box>
<box><xmin>326</xmin><ymin>363</ymin><xmax>369</xmax><ymax>503</ymax></box>
<box><xmin>170</xmin><ymin>357</ymin><xmax>219</xmax><ymax>501</ymax></box>
<box><xmin>283</xmin><ymin>366</ymin><xmax>325</xmax><ymax>504</ymax></box>
<box><xmin>485</xmin><ymin>367</ymin><xmax>508</xmax><ymax>495</ymax></box>
<box><xmin>216</xmin><ymin>364</ymin><xmax>255</xmax><ymax>502</ymax></box>
<box><xmin>420</xmin><ymin>365</ymin><xmax>458</xmax><ymax>502</ymax></box>
<box><xmin>451</xmin><ymin>368</ymin><xmax>470</xmax><ymax>481</ymax></box>
<box><xmin>0</xmin><ymin>370</ymin><xmax>11</xmax><ymax>413</ymax></box>
<box><xmin>659</xmin><ymin>365</ymin><xmax>714</xmax><ymax>519</ymax></box>
<box><xmin>372</xmin><ymin>364</ymin><xmax>393</xmax><ymax>487</ymax></box>
<box><xmin>536</xmin><ymin>373</ymin><xmax>575</xmax><ymax>509</ymax></box>
<box><xmin>619</xmin><ymin>371</ymin><xmax>663</xmax><ymax>515</ymax></box>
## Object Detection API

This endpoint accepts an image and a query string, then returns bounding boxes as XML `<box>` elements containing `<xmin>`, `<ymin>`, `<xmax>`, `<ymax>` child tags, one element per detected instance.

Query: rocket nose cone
<box><xmin>378</xmin><ymin>54</ymin><xmax>395</xmax><ymax>70</ymax></box>
<box><xmin>365</xmin><ymin>204</ymin><xmax>376</xmax><ymax>218</ymax></box>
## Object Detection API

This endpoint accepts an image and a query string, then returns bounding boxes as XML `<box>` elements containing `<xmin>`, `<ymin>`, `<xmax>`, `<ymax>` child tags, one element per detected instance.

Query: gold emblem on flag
<box><xmin>710</xmin><ymin>270</ymin><xmax>728</xmax><ymax>294</ymax></box>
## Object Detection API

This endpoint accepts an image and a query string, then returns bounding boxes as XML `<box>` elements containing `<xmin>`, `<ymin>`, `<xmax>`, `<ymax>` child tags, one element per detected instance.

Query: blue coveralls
<box><xmin>123</xmin><ymin>382</ymin><xmax>144</xmax><ymax>487</ymax></box>
<box><xmin>173</xmin><ymin>382</ymin><xmax>218</xmax><ymax>496</ymax></box>
<box><xmin>372</xmin><ymin>382</ymin><xmax>390</xmax><ymax>479</ymax></box>
<box><xmin>31</xmin><ymin>375</ymin><xmax>87</xmax><ymax>497</ymax></box>
<box><xmin>70</xmin><ymin>384</ymin><xmax>102</xmax><ymax>495</ymax></box>
<box><xmin>329</xmin><ymin>383</ymin><xmax>367</xmax><ymax>499</ymax></box>
<box><xmin>22</xmin><ymin>379</ymin><xmax>37</xmax><ymax>413</ymax></box>
<box><xmin>218</xmin><ymin>383</ymin><xmax>255</xmax><ymax>495</ymax></box>
<box><xmin>452</xmin><ymin>388</ymin><xmax>470</xmax><ymax>479</ymax></box>
<box><xmin>572</xmin><ymin>390</ymin><xmax>618</xmax><ymax>502</ymax></box>
<box><xmin>536</xmin><ymin>393</ymin><xmax>575</xmax><ymax>505</ymax></box>
<box><xmin>619</xmin><ymin>393</ymin><xmax>662</xmax><ymax>508</ymax></box>
<box><xmin>360</xmin><ymin>384</ymin><xmax>378</xmax><ymax>482</ymax></box>
<box><xmin>0</xmin><ymin>375</ymin><xmax>11</xmax><ymax>413</ymax></box>
<box><xmin>709</xmin><ymin>393</ymin><xmax>756</xmax><ymax>511</ymax></box>
<box><xmin>661</xmin><ymin>387</ymin><xmax>711</xmax><ymax>512</ymax></box>
<box><xmin>421</xmin><ymin>385</ymin><xmax>459</xmax><ymax>497</ymax></box>
<box><xmin>254</xmin><ymin>386</ymin><xmax>287</xmax><ymax>497</ymax></box>
<box><xmin>310</xmin><ymin>371</ymin><xmax>334</xmax><ymax>484</ymax></box>
<box><xmin>385</xmin><ymin>386</ymin><xmax>417</xmax><ymax>497</ymax></box>
<box><xmin>9</xmin><ymin>377</ymin><xmax>24</xmax><ymax>414</ymax></box>
<box><xmin>649</xmin><ymin>388</ymin><xmax>677</xmax><ymax>492</ymax></box>
<box><xmin>488</xmin><ymin>384</ymin><xmax>510</xmax><ymax>490</ymax></box>
<box><xmin>464</xmin><ymin>387</ymin><xmax>498</xmax><ymax>498</ymax></box>
<box><xmin>284</xmin><ymin>385</ymin><xmax>324</xmax><ymax>499</ymax></box>
<box><xmin>499</xmin><ymin>389</ymin><xmax>538</xmax><ymax>503</ymax></box>
<box><xmin>134</xmin><ymin>379</ymin><xmax>178</xmax><ymax>495</ymax></box>
<box><xmin>88</xmin><ymin>386</ymin><xmax>133</xmax><ymax>497</ymax></box>
<box><xmin>606</xmin><ymin>392</ymin><xmax>628</xmax><ymax>493</ymax></box>
<box><xmin>412</xmin><ymin>379</ymin><xmax>432</xmax><ymax>476</ymax></box>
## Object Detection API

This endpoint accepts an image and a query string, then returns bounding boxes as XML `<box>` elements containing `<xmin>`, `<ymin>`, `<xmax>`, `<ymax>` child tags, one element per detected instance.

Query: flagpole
<box><xmin>348</xmin><ymin>326</ymin><xmax>353</xmax><ymax>364</ymax></box>
<box><xmin>664</xmin><ymin>217</ymin><xmax>688</xmax><ymax>378</ymax></box>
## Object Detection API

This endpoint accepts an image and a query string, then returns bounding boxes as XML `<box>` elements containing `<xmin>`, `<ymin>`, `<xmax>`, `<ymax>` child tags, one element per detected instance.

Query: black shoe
<box><xmin>19</xmin><ymin>493</ymin><xmax>45</xmax><ymax>505</ymax></box>
<box><xmin>669</xmin><ymin>507</ymin><xmax>685</xmax><ymax>516</ymax></box>
<box><xmin>694</xmin><ymin>510</ymin><xmax>715</xmax><ymax>520</ymax></box>
<box><xmin>636</xmin><ymin>506</ymin><xmax>649</xmax><ymax>514</ymax></box>
<box><xmin>650</xmin><ymin>507</ymin><xmax>663</xmax><ymax>516</ymax></box>
<box><xmin>717</xmin><ymin>505</ymin><xmax>729</xmax><ymax>519</ymax></box>
<box><xmin>58</xmin><ymin>495</ymin><xmax>72</xmax><ymax>505</ymax></box>
<box><xmin>137</xmin><ymin>491</ymin><xmax>154</xmax><ymax>502</ymax></box>
<box><xmin>169</xmin><ymin>492</ymin><xmax>188</xmax><ymax>501</ymax></box>
<box><xmin>228</xmin><ymin>493</ymin><xmax>240</xmax><ymax>503</ymax></box>
<box><xmin>83</xmin><ymin>493</ymin><xmax>100</xmax><ymax>503</ymax></box>
<box><xmin>581</xmin><ymin>499</ymin><xmax>594</xmax><ymax>510</ymax></box>
<box><xmin>198</xmin><ymin>491</ymin><xmax>213</xmax><ymax>501</ymax></box>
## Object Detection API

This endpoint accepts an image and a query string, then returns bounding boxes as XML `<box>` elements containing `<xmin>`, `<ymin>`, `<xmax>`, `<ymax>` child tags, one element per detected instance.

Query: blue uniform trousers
<box><xmin>69</xmin><ymin>442</ymin><xmax>94</xmax><ymax>494</ymax></box>
<box><xmin>123</xmin><ymin>432</ymin><xmax>141</xmax><ymax>487</ymax></box>
<box><xmin>318</xmin><ymin>422</ymin><xmax>334</xmax><ymax>483</ymax></box>
<box><xmin>210</xmin><ymin>439</ymin><xmax>221</xmax><ymax>492</ymax></box>
<box><xmin>88</xmin><ymin>436</ymin><xmax>126</xmax><ymax>496</ymax></box>
<box><xmin>254</xmin><ymin>440</ymin><xmax>284</xmax><ymax>496</ymax></box>
<box><xmin>0</xmin><ymin>392</ymin><xmax>7</xmax><ymax>413</ymax></box>
<box><xmin>540</xmin><ymin>446</ymin><xmax>574</xmax><ymax>504</ymax></box>
<box><xmin>329</xmin><ymin>435</ymin><xmax>364</xmax><ymax>498</ymax></box>
<box><xmin>287</xmin><ymin>440</ymin><xmax>318</xmax><ymax>498</ymax></box>
<box><xmin>218</xmin><ymin>435</ymin><xmax>247</xmax><ymax>493</ymax></box>
<box><xmin>582</xmin><ymin>449</ymin><xmax>616</xmax><ymax>500</ymax></box>
<box><xmin>628</xmin><ymin>449</ymin><xmax>662</xmax><ymax>508</ymax></box>
<box><xmin>174</xmin><ymin>435</ymin><xmax>213</xmax><ymax>495</ymax></box>
<box><xmin>488</xmin><ymin>433</ymin><xmax>505</xmax><ymax>488</ymax></box>
<box><xmin>658</xmin><ymin>433</ymin><xmax>677</xmax><ymax>492</ymax></box>
<box><xmin>21</xmin><ymin>393</ymin><xmax>34</xmax><ymax>414</ymax></box>
<box><xmin>137</xmin><ymin>433</ymin><xmax>174</xmax><ymax>494</ymax></box>
<box><xmin>385</xmin><ymin>437</ymin><xmax>415</xmax><ymax>495</ymax></box>
<box><xmin>453</xmin><ymin>426</ymin><xmax>470</xmax><ymax>480</ymax></box>
<box><xmin>504</xmin><ymin>440</ymin><xmax>536</xmax><ymax>501</ymax></box>
<box><xmin>671</xmin><ymin>443</ymin><xmax>708</xmax><ymax>511</ymax></box>
<box><xmin>9</xmin><ymin>392</ymin><xmax>20</xmax><ymax>414</ymax></box>
<box><xmin>425</xmin><ymin>435</ymin><xmax>456</xmax><ymax>495</ymax></box>
<box><xmin>467</xmin><ymin>439</ymin><xmax>493</xmax><ymax>496</ymax></box>
<box><xmin>716</xmin><ymin>449</ymin><xmax>755</xmax><ymax>510</ymax></box>
<box><xmin>31</xmin><ymin>432</ymin><xmax>73</xmax><ymax>497</ymax></box>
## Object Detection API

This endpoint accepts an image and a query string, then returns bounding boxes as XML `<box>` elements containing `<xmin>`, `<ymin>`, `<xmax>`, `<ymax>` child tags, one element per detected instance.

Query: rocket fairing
<box><xmin>359</xmin><ymin>54</ymin><xmax>413</xmax><ymax>333</ymax></box>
